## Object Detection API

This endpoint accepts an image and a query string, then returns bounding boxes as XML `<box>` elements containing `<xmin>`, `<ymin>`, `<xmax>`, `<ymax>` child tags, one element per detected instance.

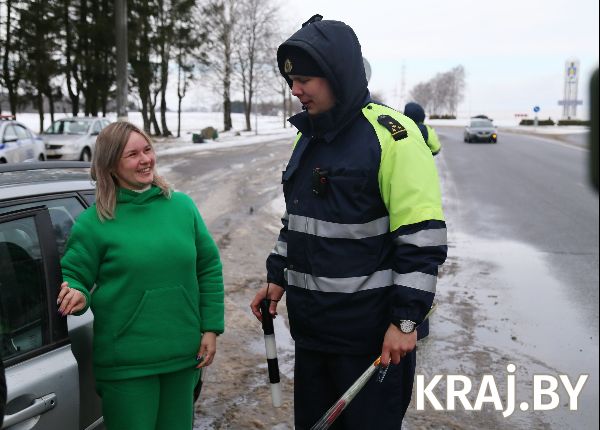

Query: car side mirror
<box><xmin>91</xmin><ymin>131</ymin><xmax>99</xmax><ymax>136</ymax></box>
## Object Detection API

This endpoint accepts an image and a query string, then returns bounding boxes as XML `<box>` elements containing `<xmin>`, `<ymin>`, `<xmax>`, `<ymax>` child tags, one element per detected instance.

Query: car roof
<box><xmin>0</xmin><ymin>120</ymin><xmax>30</xmax><ymax>129</ymax></box>
<box><xmin>0</xmin><ymin>162</ymin><xmax>94</xmax><ymax>200</ymax></box>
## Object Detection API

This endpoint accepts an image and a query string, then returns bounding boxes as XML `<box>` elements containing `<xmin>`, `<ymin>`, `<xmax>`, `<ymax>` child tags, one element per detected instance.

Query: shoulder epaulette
<box><xmin>376</xmin><ymin>114</ymin><xmax>408</xmax><ymax>141</ymax></box>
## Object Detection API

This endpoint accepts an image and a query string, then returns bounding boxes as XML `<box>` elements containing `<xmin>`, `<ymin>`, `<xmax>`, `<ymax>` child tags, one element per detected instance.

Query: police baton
<box><xmin>260</xmin><ymin>298</ymin><xmax>283</xmax><ymax>407</ymax></box>
<box><xmin>310</xmin><ymin>304</ymin><xmax>438</xmax><ymax>430</ymax></box>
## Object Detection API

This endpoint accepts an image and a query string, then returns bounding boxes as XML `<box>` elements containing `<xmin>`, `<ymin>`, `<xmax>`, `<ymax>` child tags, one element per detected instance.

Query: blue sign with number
<box><xmin>533</xmin><ymin>106</ymin><xmax>540</xmax><ymax>113</ymax></box>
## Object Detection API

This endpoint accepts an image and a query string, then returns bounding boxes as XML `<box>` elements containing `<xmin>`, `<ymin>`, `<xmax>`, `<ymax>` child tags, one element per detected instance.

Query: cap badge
<box><xmin>284</xmin><ymin>59</ymin><xmax>293</xmax><ymax>73</ymax></box>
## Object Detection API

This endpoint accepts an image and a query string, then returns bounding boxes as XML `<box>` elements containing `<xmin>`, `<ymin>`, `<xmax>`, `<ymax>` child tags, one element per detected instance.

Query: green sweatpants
<box><xmin>96</xmin><ymin>367</ymin><xmax>199</xmax><ymax>430</ymax></box>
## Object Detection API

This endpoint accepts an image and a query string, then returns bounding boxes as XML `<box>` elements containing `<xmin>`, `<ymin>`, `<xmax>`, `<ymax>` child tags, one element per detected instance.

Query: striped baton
<box><xmin>260</xmin><ymin>298</ymin><xmax>283</xmax><ymax>407</ymax></box>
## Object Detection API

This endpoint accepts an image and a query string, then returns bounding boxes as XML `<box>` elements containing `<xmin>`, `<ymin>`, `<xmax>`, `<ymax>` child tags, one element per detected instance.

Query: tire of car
<box><xmin>38</xmin><ymin>153</ymin><xmax>45</xmax><ymax>161</ymax></box>
<box><xmin>80</xmin><ymin>147</ymin><xmax>92</xmax><ymax>162</ymax></box>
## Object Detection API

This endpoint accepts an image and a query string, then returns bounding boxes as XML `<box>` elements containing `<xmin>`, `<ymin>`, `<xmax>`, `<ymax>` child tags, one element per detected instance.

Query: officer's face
<box><xmin>290</xmin><ymin>75</ymin><xmax>336</xmax><ymax>115</ymax></box>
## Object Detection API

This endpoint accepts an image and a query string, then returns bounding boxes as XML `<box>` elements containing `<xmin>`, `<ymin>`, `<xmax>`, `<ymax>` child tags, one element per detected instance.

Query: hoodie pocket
<box><xmin>113</xmin><ymin>285</ymin><xmax>201</xmax><ymax>366</ymax></box>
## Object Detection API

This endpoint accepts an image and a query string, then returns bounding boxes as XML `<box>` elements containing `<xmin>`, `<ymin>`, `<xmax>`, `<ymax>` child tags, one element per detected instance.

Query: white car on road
<box><xmin>43</xmin><ymin>117</ymin><xmax>111</xmax><ymax>161</ymax></box>
<box><xmin>0</xmin><ymin>116</ymin><xmax>46</xmax><ymax>164</ymax></box>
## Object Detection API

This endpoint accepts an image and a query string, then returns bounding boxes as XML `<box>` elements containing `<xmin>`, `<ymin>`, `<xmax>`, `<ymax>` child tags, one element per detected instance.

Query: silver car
<box><xmin>0</xmin><ymin>117</ymin><xmax>46</xmax><ymax>164</ymax></box>
<box><xmin>464</xmin><ymin>117</ymin><xmax>498</xmax><ymax>143</ymax></box>
<box><xmin>43</xmin><ymin>118</ymin><xmax>111</xmax><ymax>161</ymax></box>
<box><xmin>0</xmin><ymin>162</ymin><xmax>103</xmax><ymax>429</ymax></box>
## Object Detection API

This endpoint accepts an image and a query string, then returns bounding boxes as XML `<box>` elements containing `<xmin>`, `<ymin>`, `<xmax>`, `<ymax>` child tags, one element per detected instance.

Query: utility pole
<box><xmin>115</xmin><ymin>0</ymin><xmax>128</xmax><ymax>121</ymax></box>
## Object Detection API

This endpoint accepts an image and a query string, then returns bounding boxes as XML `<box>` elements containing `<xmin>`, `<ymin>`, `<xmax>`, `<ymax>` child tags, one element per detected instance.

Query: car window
<box><xmin>64</xmin><ymin>120</ymin><xmax>91</xmax><ymax>135</ymax></box>
<box><xmin>80</xmin><ymin>191</ymin><xmax>96</xmax><ymax>205</ymax></box>
<box><xmin>0</xmin><ymin>197</ymin><xmax>85</xmax><ymax>257</ymax></box>
<box><xmin>0</xmin><ymin>217</ymin><xmax>48</xmax><ymax>360</ymax></box>
<box><xmin>13</xmin><ymin>125</ymin><xmax>30</xmax><ymax>140</ymax></box>
<box><xmin>2</xmin><ymin>125</ymin><xmax>17</xmax><ymax>142</ymax></box>
<box><xmin>471</xmin><ymin>120</ymin><xmax>493</xmax><ymax>128</ymax></box>
<box><xmin>91</xmin><ymin>121</ymin><xmax>103</xmax><ymax>135</ymax></box>
<box><xmin>44</xmin><ymin>121</ymin><xmax>63</xmax><ymax>134</ymax></box>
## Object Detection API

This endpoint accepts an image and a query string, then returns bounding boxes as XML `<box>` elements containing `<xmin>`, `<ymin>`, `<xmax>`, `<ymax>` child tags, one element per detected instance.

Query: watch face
<box><xmin>400</xmin><ymin>320</ymin><xmax>416</xmax><ymax>333</ymax></box>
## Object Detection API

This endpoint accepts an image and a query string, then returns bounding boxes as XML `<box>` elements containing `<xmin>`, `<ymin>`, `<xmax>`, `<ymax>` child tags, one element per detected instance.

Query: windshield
<box><xmin>44</xmin><ymin>120</ymin><xmax>91</xmax><ymax>135</ymax></box>
<box><xmin>470</xmin><ymin>120</ymin><xmax>494</xmax><ymax>128</ymax></box>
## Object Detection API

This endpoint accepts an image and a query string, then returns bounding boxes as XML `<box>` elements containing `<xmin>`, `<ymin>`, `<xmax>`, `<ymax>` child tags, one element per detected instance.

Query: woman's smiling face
<box><xmin>114</xmin><ymin>132</ymin><xmax>156</xmax><ymax>190</ymax></box>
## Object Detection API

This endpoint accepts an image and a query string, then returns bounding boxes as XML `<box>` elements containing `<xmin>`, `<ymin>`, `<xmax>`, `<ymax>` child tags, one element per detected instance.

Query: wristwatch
<box><xmin>393</xmin><ymin>319</ymin><xmax>417</xmax><ymax>334</ymax></box>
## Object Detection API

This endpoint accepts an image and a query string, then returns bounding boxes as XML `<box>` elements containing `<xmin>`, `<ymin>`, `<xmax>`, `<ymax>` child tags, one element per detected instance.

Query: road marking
<box><xmin>502</xmin><ymin>132</ymin><xmax>588</xmax><ymax>152</ymax></box>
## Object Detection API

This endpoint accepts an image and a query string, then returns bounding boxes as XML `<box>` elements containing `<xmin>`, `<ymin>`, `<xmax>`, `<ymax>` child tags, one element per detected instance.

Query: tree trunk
<box><xmin>37</xmin><ymin>91</ymin><xmax>45</xmax><ymax>133</ymax></box>
<box><xmin>287</xmin><ymin>91</ymin><xmax>293</xmax><ymax>117</ymax></box>
<box><xmin>2</xmin><ymin>0</ymin><xmax>19</xmax><ymax>116</ymax></box>
<box><xmin>223</xmin><ymin>34</ymin><xmax>233</xmax><ymax>131</ymax></box>
<box><xmin>281</xmin><ymin>86</ymin><xmax>287</xmax><ymax>128</ymax></box>
<box><xmin>160</xmin><ymin>95</ymin><xmax>170</xmax><ymax>136</ymax></box>
<box><xmin>177</xmin><ymin>96</ymin><xmax>182</xmax><ymax>138</ymax></box>
<box><xmin>48</xmin><ymin>91</ymin><xmax>55</xmax><ymax>124</ymax></box>
<box><xmin>223</xmin><ymin>95</ymin><xmax>232</xmax><ymax>131</ymax></box>
<box><xmin>139</xmin><ymin>87</ymin><xmax>151</xmax><ymax>133</ymax></box>
<box><xmin>159</xmin><ymin>46</ymin><xmax>171</xmax><ymax>135</ymax></box>
<box><xmin>150</xmin><ymin>109</ymin><xmax>161</xmax><ymax>136</ymax></box>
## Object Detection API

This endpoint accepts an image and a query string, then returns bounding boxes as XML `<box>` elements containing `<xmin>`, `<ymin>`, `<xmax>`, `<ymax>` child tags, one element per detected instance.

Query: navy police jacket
<box><xmin>268</xmin><ymin>19</ymin><xmax>447</xmax><ymax>354</ymax></box>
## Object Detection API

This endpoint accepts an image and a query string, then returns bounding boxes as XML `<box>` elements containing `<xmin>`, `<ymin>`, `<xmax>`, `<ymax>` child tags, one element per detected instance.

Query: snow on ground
<box><xmin>11</xmin><ymin>111</ymin><xmax>588</xmax><ymax>158</ymax></box>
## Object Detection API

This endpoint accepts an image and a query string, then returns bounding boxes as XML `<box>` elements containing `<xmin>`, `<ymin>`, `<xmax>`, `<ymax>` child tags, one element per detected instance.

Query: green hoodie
<box><xmin>61</xmin><ymin>186</ymin><xmax>224</xmax><ymax>380</ymax></box>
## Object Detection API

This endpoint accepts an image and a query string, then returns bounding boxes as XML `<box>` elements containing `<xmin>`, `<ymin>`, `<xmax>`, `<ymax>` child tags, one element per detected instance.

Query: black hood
<box><xmin>277</xmin><ymin>18</ymin><xmax>370</xmax><ymax>134</ymax></box>
<box><xmin>403</xmin><ymin>102</ymin><xmax>426</xmax><ymax>124</ymax></box>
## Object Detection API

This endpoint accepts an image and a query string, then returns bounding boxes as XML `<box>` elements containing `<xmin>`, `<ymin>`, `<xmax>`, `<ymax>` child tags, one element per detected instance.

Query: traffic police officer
<box><xmin>250</xmin><ymin>15</ymin><xmax>447</xmax><ymax>429</ymax></box>
<box><xmin>404</xmin><ymin>102</ymin><xmax>441</xmax><ymax>156</ymax></box>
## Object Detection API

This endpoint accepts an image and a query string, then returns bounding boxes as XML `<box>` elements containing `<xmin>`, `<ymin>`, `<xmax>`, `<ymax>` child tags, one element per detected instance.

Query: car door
<box><xmin>0</xmin><ymin>207</ymin><xmax>79</xmax><ymax>430</ymax></box>
<box><xmin>0</xmin><ymin>195</ymin><xmax>104</xmax><ymax>430</ymax></box>
<box><xmin>1</xmin><ymin>125</ymin><xmax>19</xmax><ymax>163</ymax></box>
<box><xmin>13</xmin><ymin>124</ymin><xmax>35</xmax><ymax>161</ymax></box>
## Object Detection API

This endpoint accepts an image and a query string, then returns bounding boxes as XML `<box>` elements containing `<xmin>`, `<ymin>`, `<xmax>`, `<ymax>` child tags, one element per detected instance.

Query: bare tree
<box><xmin>128</xmin><ymin>0</ymin><xmax>160</xmax><ymax>134</ymax></box>
<box><xmin>409</xmin><ymin>81</ymin><xmax>433</xmax><ymax>113</ymax></box>
<box><xmin>446</xmin><ymin>65</ymin><xmax>465</xmax><ymax>116</ymax></box>
<box><xmin>174</xmin><ymin>13</ymin><xmax>209</xmax><ymax>138</ymax></box>
<box><xmin>18</xmin><ymin>0</ymin><xmax>62</xmax><ymax>131</ymax></box>
<box><xmin>203</xmin><ymin>0</ymin><xmax>238</xmax><ymax>131</ymax></box>
<box><xmin>233</xmin><ymin>0</ymin><xmax>277</xmax><ymax>131</ymax></box>
<box><xmin>409</xmin><ymin>65</ymin><xmax>465</xmax><ymax>117</ymax></box>
<box><xmin>1</xmin><ymin>0</ymin><xmax>24</xmax><ymax>117</ymax></box>
<box><xmin>156</xmin><ymin>0</ymin><xmax>196</xmax><ymax>136</ymax></box>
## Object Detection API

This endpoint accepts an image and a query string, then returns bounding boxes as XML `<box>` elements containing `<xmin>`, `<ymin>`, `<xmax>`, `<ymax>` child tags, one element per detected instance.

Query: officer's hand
<box><xmin>57</xmin><ymin>282</ymin><xmax>86</xmax><ymax>316</ymax></box>
<box><xmin>250</xmin><ymin>283</ymin><xmax>284</xmax><ymax>322</ymax></box>
<box><xmin>380</xmin><ymin>324</ymin><xmax>417</xmax><ymax>366</ymax></box>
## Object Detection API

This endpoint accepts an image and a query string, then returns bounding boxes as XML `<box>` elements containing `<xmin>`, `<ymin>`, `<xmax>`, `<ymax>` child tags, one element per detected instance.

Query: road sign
<box><xmin>533</xmin><ymin>106</ymin><xmax>540</xmax><ymax>113</ymax></box>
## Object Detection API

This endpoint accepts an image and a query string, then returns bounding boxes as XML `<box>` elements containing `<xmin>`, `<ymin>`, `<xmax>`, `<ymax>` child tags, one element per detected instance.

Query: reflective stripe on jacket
<box><xmin>266</xmin><ymin>102</ymin><xmax>447</xmax><ymax>354</ymax></box>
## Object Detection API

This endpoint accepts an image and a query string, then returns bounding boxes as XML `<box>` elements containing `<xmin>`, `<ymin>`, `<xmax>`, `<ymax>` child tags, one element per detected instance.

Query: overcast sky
<box><xmin>277</xmin><ymin>0</ymin><xmax>599</xmax><ymax>120</ymax></box>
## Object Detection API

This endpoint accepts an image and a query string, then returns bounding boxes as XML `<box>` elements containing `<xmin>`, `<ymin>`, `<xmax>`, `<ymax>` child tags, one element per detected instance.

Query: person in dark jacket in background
<box><xmin>250</xmin><ymin>15</ymin><xmax>447</xmax><ymax>430</ymax></box>
<box><xmin>404</xmin><ymin>101</ymin><xmax>441</xmax><ymax>156</ymax></box>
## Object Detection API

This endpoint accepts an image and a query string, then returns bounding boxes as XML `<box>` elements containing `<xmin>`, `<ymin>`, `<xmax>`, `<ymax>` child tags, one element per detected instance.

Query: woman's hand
<box><xmin>196</xmin><ymin>332</ymin><xmax>217</xmax><ymax>368</ymax></box>
<box><xmin>57</xmin><ymin>282</ymin><xmax>86</xmax><ymax>316</ymax></box>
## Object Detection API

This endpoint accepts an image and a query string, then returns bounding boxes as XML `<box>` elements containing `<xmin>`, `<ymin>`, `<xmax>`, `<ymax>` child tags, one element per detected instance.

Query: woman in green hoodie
<box><xmin>57</xmin><ymin>121</ymin><xmax>224</xmax><ymax>430</ymax></box>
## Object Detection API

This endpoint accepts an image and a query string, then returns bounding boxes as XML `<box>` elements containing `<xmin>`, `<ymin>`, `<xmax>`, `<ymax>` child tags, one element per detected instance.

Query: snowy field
<box><xmin>10</xmin><ymin>110</ymin><xmax>589</xmax><ymax>152</ymax></box>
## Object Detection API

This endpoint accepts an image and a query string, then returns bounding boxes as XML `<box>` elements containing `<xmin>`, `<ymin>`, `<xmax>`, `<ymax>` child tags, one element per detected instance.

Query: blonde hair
<box><xmin>91</xmin><ymin>121</ymin><xmax>171</xmax><ymax>221</ymax></box>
